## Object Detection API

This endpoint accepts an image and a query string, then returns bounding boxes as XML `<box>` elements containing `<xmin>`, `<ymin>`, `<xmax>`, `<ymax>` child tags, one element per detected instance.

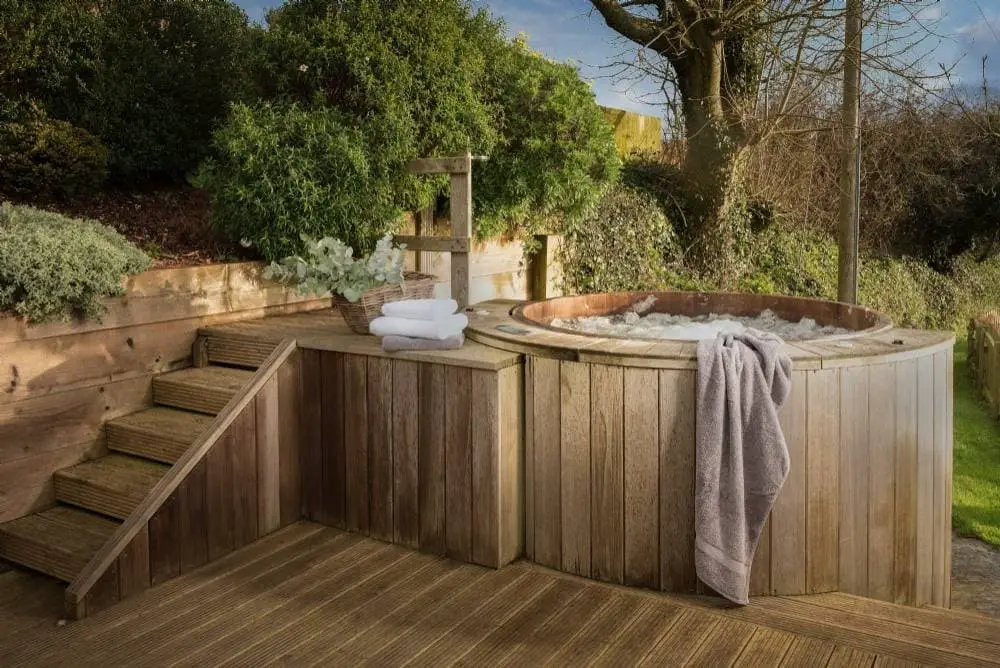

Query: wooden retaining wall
<box><xmin>66</xmin><ymin>342</ymin><xmax>303</xmax><ymax>618</ymax></box>
<box><xmin>297</xmin><ymin>348</ymin><xmax>523</xmax><ymax>569</ymax></box>
<box><xmin>0</xmin><ymin>263</ymin><xmax>328</xmax><ymax>524</ymax></box>
<box><xmin>524</xmin><ymin>348</ymin><xmax>954</xmax><ymax>607</ymax></box>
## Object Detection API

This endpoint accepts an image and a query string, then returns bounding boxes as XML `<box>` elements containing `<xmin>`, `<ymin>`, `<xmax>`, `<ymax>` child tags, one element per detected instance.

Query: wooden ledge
<box><xmin>466</xmin><ymin>299</ymin><xmax>955</xmax><ymax>370</ymax></box>
<box><xmin>200</xmin><ymin>310</ymin><xmax>521</xmax><ymax>372</ymax></box>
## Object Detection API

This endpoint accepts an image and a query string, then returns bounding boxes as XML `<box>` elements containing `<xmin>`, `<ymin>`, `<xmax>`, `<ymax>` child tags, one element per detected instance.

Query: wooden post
<box><xmin>404</xmin><ymin>153</ymin><xmax>474</xmax><ymax>309</ymax></box>
<box><xmin>838</xmin><ymin>0</ymin><xmax>862</xmax><ymax>304</ymax></box>
<box><xmin>528</xmin><ymin>235</ymin><xmax>550</xmax><ymax>301</ymax></box>
<box><xmin>450</xmin><ymin>153</ymin><xmax>473</xmax><ymax>309</ymax></box>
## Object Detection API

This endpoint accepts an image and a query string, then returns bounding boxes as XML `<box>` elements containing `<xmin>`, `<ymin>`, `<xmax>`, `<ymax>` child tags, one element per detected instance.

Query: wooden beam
<box><xmin>394</xmin><ymin>236</ymin><xmax>471</xmax><ymax>254</ymax></box>
<box><xmin>451</xmin><ymin>168</ymin><xmax>473</xmax><ymax>310</ymax></box>
<box><xmin>407</xmin><ymin>154</ymin><xmax>473</xmax><ymax>175</ymax></box>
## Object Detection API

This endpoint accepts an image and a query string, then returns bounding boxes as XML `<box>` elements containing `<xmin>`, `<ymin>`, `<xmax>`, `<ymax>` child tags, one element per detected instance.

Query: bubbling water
<box><xmin>549</xmin><ymin>308</ymin><xmax>850</xmax><ymax>341</ymax></box>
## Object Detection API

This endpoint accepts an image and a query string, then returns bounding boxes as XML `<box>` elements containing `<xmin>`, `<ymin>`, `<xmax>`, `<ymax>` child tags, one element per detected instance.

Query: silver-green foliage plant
<box><xmin>264</xmin><ymin>234</ymin><xmax>405</xmax><ymax>303</ymax></box>
<box><xmin>0</xmin><ymin>203</ymin><xmax>151</xmax><ymax>323</ymax></box>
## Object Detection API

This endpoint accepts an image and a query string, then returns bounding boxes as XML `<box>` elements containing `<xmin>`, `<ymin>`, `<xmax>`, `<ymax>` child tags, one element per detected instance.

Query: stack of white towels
<box><xmin>369</xmin><ymin>299</ymin><xmax>468</xmax><ymax>352</ymax></box>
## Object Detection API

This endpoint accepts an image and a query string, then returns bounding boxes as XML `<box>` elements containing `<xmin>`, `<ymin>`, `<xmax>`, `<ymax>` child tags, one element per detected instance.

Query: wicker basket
<box><xmin>402</xmin><ymin>271</ymin><xmax>437</xmax><ymax>299</ymax></box>
<box><xmin>334</xmin><ymin>283</ymin><xmax>405</xmax><ymax>334</ymax></box>
<box><xmin>334</xmin><ymin>272</ymin><xmax>439</xmax><ymax>335</ymax></box>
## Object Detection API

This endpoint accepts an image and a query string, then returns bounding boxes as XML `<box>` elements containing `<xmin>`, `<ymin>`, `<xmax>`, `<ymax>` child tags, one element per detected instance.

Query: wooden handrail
<box><xmin>65</xmin><ymin>338</ymin><xmax>299</xmax><ymax>614</ymax></box>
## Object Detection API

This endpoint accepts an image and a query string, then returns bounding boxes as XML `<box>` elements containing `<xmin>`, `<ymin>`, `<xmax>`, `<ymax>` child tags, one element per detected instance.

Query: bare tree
<box><xmin>586</xmin><ymin>0</ymin><xmax>945</xmax><ymax>281</ymax></box>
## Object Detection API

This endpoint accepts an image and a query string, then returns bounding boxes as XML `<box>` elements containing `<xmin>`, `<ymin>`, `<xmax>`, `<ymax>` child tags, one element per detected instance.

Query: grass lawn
<box><xmin>952</xmin><ymin>340</ymin><xmax>1000</xmax><ymax>546</ymax></box>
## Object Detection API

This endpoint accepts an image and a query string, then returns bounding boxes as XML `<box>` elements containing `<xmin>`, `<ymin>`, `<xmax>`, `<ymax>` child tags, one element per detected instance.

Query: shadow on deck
<box><xmin>2</xmin><ymin>523</ymin><xmax>999</xmax><ymax>667</ymax></box>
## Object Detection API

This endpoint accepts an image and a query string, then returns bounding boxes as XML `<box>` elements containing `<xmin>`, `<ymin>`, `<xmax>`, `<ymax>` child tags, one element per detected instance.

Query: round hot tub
<box><xmin>467</xmin><ymin>292</ymin><xmax>954</xmax><ymax>607</ymax></box>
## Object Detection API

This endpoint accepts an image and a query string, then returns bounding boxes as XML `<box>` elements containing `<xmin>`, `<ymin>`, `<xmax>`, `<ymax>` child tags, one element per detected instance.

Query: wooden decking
<box><xmin>2</xmin><ymin>523</ymin><xmax>998</xmax><ymax>667</ymax></box>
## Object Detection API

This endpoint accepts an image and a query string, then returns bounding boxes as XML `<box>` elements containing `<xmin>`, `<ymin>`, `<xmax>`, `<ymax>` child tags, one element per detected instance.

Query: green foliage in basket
<box><xmin>264</xmin><ymin>234</ymin><xmax>406</xmax><ymax>303</ymax></box>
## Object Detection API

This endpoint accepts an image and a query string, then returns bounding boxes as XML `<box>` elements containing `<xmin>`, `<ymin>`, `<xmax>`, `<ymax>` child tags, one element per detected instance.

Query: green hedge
<box><xmin>1</xmin><ymin>0</ymin><xmax>252</xmax><ymax>183</ymax></box>
<box><xmin>560</xmin><ymin>186</ymin><xmax>683</xmax><ymax>294</ymax></box>
<box><xmin>0</xmin><ymin>203</ymin><xmax>151</xmax><ymax>322</ymax></box>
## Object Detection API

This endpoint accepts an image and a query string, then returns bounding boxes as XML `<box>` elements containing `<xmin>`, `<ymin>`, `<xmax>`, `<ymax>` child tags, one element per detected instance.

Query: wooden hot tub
<box><xmin>467</xmin><ymin>293</ymin><xmax>955</xmax><ymax>607</ymax></box>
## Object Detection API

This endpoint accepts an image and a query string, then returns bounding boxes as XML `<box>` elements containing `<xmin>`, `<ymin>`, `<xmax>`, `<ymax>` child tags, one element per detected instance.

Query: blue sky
<box><xmin>236</xmin><ymin>0</ymin><xmax>1000</xmax><ymax>116</ymax></box>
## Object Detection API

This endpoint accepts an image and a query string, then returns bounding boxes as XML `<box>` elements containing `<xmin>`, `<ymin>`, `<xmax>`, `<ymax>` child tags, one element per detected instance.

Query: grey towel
<box><xmin>695</xmin><ymin>330</ymin><xmax>792</xmax><ymax>605</ymax></box>
<box><xmin>381</xmin><ymin>333</ymin><xmax>465</xmax><ymax>352</ymax></box>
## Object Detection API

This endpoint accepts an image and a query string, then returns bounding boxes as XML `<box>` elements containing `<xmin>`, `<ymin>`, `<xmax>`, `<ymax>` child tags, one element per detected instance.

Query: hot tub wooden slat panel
<box><xmin>914</xmin><ymin>356</ymin><xmax>934</xmax><ymax>606</ymax></box>
<box><xmin>445</xmin><ymin>366</ymin><xmax>473</xmax><ymax>562</ymax></box>
<box><xmin>931</xmin><ymin>351</ymin><xmax>949</xmax><ymax>608</ymax></box>
<box><xmin>591</xmin><ymin>365</ymin><xmax>625</xmax><ymax>584</ymax></box>
<box><xmin>344</xmin><ymin>355</ymin><xmax>369</xmax><ymax>534</ymax></box>
<box><xmin>658</xmin><ymin>369</ymin><xmax>697</xmax><ymax>593</ymax></box>
<box><xmin>560</xmin><ymin>361</ymin><xmax>591</xmax><ymax>577</ymax></box>
<box><xmin>472</xmin><ymin>369</ymin><xmax>499</xmax><ymax>567</ymax></box>
<box><xmin>392</xmin><ymin>360</ymin><xmax>420</xmax><ymax>549</ymax></box>
<box><xmin>750</xmin><ymin>518</ymin><xmax>771</xmax><ymax>596</ymax></box>
<box><xmin>532</xmin><ymin>357</ymin><xmax>562</xmax><ymax>570</ymax></box>
<box><xmin>839</xmin><ymin>366</ymin><xmax>870</xmax><ymax>596</ymax></box>
<box><xmin>944</xmin><ymin>347</ymin><xmax>954</xmax><ymax>608</ymax></box>
<box><xmin>893</xmin><ymin>360</ymin><xmax>918</xmax><ymax>605</ymax></box>
<box><xmin>624</xmin><ymin>368</ymin><xmax>659</xmax><ymax>589</ymax></box>
<box><xmin>772</xmin><ymin>370</ymin><xmax>808</xmax><ymax>594</ymax></box>
<box><xmin>523</xmin><ymin>359</ymin><xmax>535</xmax><ymax>561</ymax></box>
<box><xmin>319</xmin><ymin>352</ymin><xmax>346</xmax><ymax>528</ymax></box>
<box><xmin>807</xmin><ymin>368</ymin><xmax>841</xmax><ymax>593</ymax></box>
<box><xmin>418</xmin><ymin>363</ymin><xmax>446</xmax><ymax>554</ymax></box>
<box><xmin>867</xmin><ymin>364</ymin><xmax>897</xmax><ymax>601</ymax></box>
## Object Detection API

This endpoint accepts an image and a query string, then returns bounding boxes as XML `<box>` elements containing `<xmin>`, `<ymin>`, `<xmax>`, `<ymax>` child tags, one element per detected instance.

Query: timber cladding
<box><xmin>524</xmin><ymin>348</ymin><xmax>954</xmax><ymax>607</ymax></box>
<box><xmin>298</xmin><ymin>348</ymin><xmax>524</xmax><ymax>569</ymax></box>
<box><xmin>0</xmin><ymin>262</ymin><xmax>327</xmax><ymax>524</ymax></box>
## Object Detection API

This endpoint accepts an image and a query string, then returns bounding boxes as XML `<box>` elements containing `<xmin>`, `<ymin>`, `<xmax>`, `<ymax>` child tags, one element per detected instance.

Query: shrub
<box><xmin>0</xmin><ymin>114</ymin><xmax>108</xmax><ymax>200</ymax></box>
<box><xmin>559</xmin><ymin>186</ymin><xmax>681</xmax><ymax>294</ymax></box>
<box><xmin>254</xmin><ymin>0</ymin><xmax>502</xmax><ymax>214</ymax></box>
<box><xmin>0</xmin><ymin>203</ymin><xmax>151</xmax><ymax>322</ymax></box>
<box><xmin>248</xmin><ymin>1</ymin><xmax>619</xmax><ymax>240</ymax></box>
<box><xmin>1</xmin><ymin>0</ymin><xmax>252</xmax><ymax>183</ymax></box>
<box><xmin>474</xmin><ymin>39</ymin><xmax>621</xmax><ymax>238</ymax></box>
<box><xmin>742</xmin><ymin>228</ymin><xmax>838</xmax><ymax>299</ymax></box>
<box><xmin>0</xmin><ymin>1</ymin><xmax>103</xmax><ymax>117</ymax></box>
<box><xmin>192</xmin><ymin>103</ymin><xmax>401</xmax><ymax>262</ymax></box>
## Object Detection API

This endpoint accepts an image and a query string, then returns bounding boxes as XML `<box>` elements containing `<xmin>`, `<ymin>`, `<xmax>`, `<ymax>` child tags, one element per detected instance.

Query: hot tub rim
<box><xmin>511</xmin><ymin>290</ymin><xmax>894</xmax><ymax>344</ymax></box>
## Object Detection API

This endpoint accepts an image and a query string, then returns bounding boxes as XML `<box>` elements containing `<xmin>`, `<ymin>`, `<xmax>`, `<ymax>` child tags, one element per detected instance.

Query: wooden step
<box><xmin>0</xmin><ymin>506</ymin><xmax>119</xmax><ymax>582</ymax></box>
<box><xmin>152</xmin><ymin>366</ymin><xmax>253</xmax><ymax>415</ymax></box>
<box><xmin>107</xmin><ymin>407</ymin><xmax>213</xmax><ymax>464</ymax></box>
<box><xmin>201</xmin><ymin>333</ymin><xmax>275</xmax><ymax>369</ymax></box>
<box><xmin>53</xmin><ymin>455</ymin><xmax>169</xmax><ymax>520</ymax></box>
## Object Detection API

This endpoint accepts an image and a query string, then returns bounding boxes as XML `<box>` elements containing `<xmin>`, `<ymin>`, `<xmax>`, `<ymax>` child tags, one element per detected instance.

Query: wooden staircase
<box><xmin>0</xmin><ymin>364</ymin><xmax>254</xmax><ymax>587</ymax></box>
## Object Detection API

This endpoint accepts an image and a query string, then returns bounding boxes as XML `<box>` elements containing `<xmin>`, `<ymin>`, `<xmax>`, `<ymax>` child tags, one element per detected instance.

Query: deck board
<box><xmin>2</xmin><ymin>523</ymin><xmax>998</xmax><ymax>668</ymax></box>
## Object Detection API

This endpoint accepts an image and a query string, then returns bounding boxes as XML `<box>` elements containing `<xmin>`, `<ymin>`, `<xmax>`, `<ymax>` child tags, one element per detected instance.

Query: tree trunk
<box><xmin>679</xmin><ymin>88</ymin><xmax>746</xmax><ymax>285</ymax></box>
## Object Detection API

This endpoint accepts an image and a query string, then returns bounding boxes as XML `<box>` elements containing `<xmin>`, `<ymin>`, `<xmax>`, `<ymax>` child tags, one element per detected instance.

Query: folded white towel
<box><xmin>382</xmin><ymin>298</ymin><xmax>458</xmax><ymax>321</ymax></box>
<box><xmin>369</xmin><ymin>314</ymin><xmax>468</xmax><ymax>340</ymax></box>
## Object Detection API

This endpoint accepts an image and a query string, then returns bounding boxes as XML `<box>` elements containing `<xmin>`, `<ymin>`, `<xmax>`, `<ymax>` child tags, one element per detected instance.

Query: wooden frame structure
<box><xmin>394</xmin><ymin>153</ymin><xmax>474</xmax><ymax>309</ymax></box>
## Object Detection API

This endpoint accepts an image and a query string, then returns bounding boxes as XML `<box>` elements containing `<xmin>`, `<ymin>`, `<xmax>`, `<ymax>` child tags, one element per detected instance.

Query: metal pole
<box><xmin>838</xmin><ymin>0</ymin><xmax>862</xmax><ymax>304</ymax></box>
